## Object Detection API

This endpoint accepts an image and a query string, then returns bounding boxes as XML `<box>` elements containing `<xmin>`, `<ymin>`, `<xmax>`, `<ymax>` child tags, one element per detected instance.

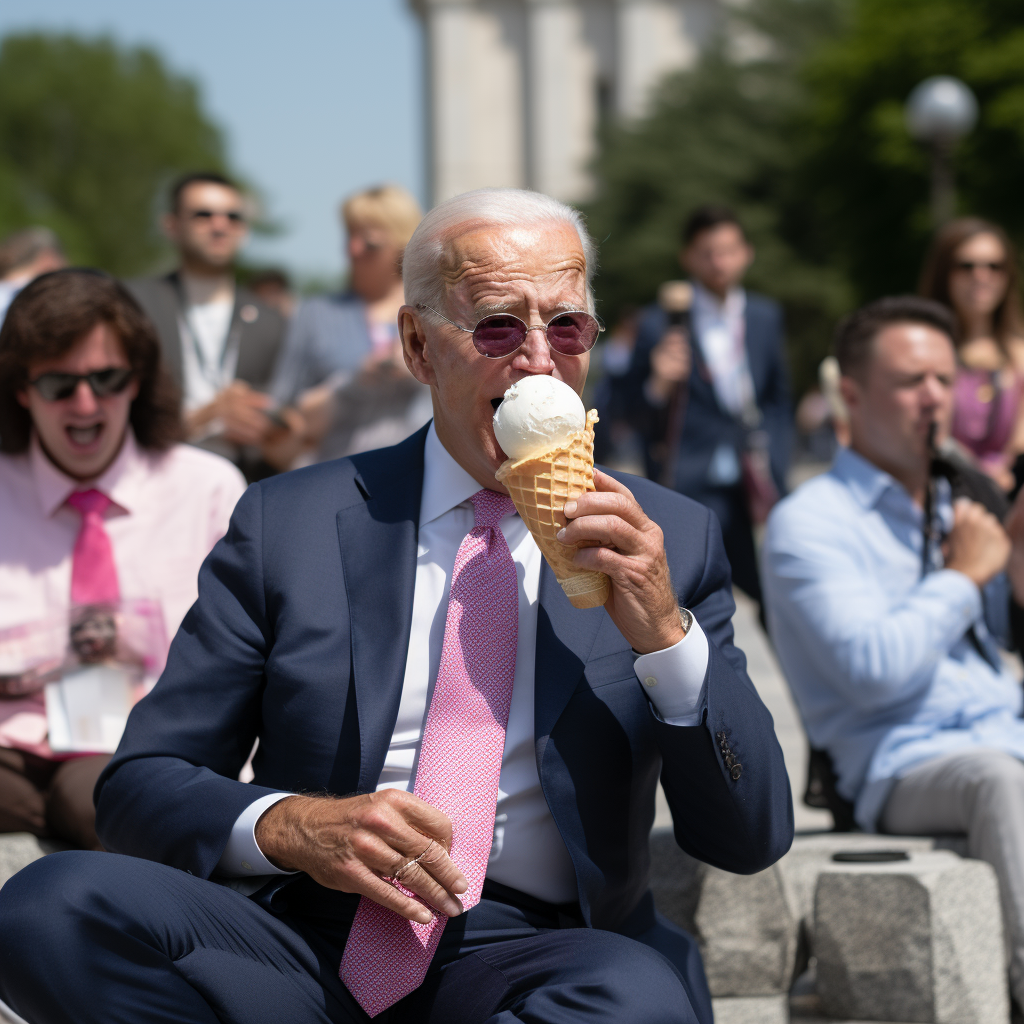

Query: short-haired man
<box><xmin>0</xmin><ymin>191</ymin><xmax>792</xmax><ymax>1023</ymax></box>
<box><xmin>127</xmin><ymin>172</ymin><xmax>287</xmax><ymax>482</ymax></box>
<box><xmin>629</xmin><ymin>204</ymin><xmax>791</xmax><ymax>613</ymax></box>
<box><xmin>763</xmin><ymin>295</ymin><xmax>1024</xmax><ymax>1008</ymax></box>
<box><xmin>0</xmin><ymin>269</ymin><xmax>245</xmax><ymax>851</ymax></box>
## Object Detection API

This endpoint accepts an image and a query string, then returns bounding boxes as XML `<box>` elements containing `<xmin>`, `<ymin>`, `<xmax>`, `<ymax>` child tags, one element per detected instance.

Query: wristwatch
<box><xmin>679</xmin><ymin>607</ymin><xmax>693</xmax><ymax>636</ymax></box>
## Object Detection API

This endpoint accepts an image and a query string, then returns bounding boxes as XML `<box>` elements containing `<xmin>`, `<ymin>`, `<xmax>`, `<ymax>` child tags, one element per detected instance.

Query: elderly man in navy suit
<box><xmin>0</xmin><ymin>189</ymin><xmax>793</xmax><ymax>1024</ymax></box>
<box><xmin>629</xmin><ymin>205</ymin><xmax>792</xmax><ymax>616</ymax></box>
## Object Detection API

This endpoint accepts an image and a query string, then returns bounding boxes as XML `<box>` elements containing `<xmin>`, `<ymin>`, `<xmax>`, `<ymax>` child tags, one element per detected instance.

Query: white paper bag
<box><xmin>45</xmin><ymin>664</ymin><xmax>135</xmax><ymax>754</ymax></box>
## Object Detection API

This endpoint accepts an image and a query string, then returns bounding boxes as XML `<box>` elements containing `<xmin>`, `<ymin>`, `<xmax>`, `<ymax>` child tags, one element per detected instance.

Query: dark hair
<box><xmin>918</xmin><ymin>217</ymin><xmax>1023</xmax><ymax>351</ymax></box>
<box><xmin>834</xmin><ymin>295</ymin><xmax>959</xmax><ymax>379</ymax></box>
<box><xmin>682</xmin><ymin>204</ymin><xmax>745</xmax><ymax>247</ymax></box>
<box><xmin>170</xmin><ymin>171</ymin><xmax>239</xmax><ymax>213</ymax></box>
<box><xmin>0</xmin><ymin>269</ymin><xmax>184</xmax><ymax>453</ymax></box>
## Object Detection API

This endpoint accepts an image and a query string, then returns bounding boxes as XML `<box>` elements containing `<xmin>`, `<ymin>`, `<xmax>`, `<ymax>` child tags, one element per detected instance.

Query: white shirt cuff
<box><xmin>217</xmin><ymin>792</ymin><xmax>298</xmax><ymax>877</ymax></box>
<box><xmin>633</xmin><ymin>616</ymin><xmax>710</xmax><ymax>726</ymax></box>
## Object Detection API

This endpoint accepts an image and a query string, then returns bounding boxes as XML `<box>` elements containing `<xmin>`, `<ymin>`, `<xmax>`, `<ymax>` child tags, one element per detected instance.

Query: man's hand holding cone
<box><xmin>558</xmin><ymin>469</ymin><xmax>687</xmax><ymax>655</ymax></box>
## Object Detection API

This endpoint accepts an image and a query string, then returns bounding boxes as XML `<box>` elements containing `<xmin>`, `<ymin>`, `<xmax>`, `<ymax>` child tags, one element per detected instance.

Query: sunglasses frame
<box><xmin>29</xmin><ymin>367</ymin><xmax>135</xmax><ymax>403</ymax></box>
<box><xmin>417</xmin><ymin>303</ymin><xmax>603</xmax><ymax>358</ymax></box>
<box><xmin>954</xmin><ymin>260</ymin><xmax>1007</xmax><ymax>273</ymax></box>
<box><xmin>188</xmin><ymin>209</ymin><xmax>247</xmax><ymax>225</ymax></box>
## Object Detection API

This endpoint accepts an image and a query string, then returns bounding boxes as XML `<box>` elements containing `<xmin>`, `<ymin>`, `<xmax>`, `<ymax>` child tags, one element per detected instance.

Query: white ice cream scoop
<box><xmin>493</xmin><ymin>376</ymin><xmax>587</xmax><ymax>461</ymax></box>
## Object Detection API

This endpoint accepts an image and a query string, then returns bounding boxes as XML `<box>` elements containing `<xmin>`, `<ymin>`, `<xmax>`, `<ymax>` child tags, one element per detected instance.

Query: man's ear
<box><xmin>398</xmin><ymin>305</ymin><xmax>437</xmax><ymax>388</ymax></box>
<box><xmin>678</xmin><ymin>247</ymin><xmax>692</xmax><ymax>275</ymax></box>
<box><xmin>15</xmin><ymin>388</ymin><xmax>30</xmax><ymax>409</ymax></box>
<box><xmin>838</xmin><ymin>373</ymin><xmax>861</xmax><ymax>416</ymax></box>
<box><xmin>160</xmin><ymin>212</ymin><xmax>180</xmax><ymax>244</ymax></box>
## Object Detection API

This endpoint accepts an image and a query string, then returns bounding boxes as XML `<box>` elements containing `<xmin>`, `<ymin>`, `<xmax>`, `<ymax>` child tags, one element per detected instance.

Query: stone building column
<box><xmin>524</xmin><ymin>0</ymin><xmax>597</xmax><ymax>201</ymax></box>
<box><xmin>413</xmin><ymin>0</ymin><xmax>526</xmax><ymax>203</ymax></box>
<box><xmin>614</xmin><ymin>0</ymin><xmax>710</xmax><ymax>119</ymax></box>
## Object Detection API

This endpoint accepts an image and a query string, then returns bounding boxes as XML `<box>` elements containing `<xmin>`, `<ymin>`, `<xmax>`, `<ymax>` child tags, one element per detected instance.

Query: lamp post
<box><xmin>905</xmin><ymin>76</ymin><xmax>978</xmax><ymax>227</ymax></box>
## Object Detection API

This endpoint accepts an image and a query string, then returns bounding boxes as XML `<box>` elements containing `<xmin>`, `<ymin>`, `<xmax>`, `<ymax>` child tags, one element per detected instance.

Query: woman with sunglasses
<box><xmin>920</xmin><ymin>217</ymin><xmax>1024</xmax><ymax>491</ymax></box>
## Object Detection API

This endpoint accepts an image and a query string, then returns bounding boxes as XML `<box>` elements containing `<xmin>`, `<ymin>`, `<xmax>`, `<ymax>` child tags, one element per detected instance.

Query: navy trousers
<box><xmin>0</xmin><ymin>852</ymin><xmax>711</xmax><ymax>1024</ymax></box>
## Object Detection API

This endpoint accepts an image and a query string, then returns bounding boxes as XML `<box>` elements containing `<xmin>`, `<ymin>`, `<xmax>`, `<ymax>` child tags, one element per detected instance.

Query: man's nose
<box><xmin>512</xmin><ymin>325</ymin><xmax>555</xmax><ymax>373</ymax></box>
<box><xmin>68</xmin><ymin>380</ymin><xmax>100</xmax><ymax>415</ymax></box>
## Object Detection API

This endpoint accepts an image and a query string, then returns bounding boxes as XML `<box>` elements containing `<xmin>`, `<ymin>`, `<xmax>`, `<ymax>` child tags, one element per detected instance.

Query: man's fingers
<box><xmin>382</xmin><ymin>790</ymin><xmax>453</xmax><ymax>852</ymax></box>
<box><xmin>558</xmin><ymin>513</ymin><xmax>642</xmax><ymax>553</ymax></box>
<box><xmin>563</xmin><ymin>490</ymin><xmax>646</xmax><ymax>532</ymax></box>
<box><xmin>350</xmin><ymin>865</ymin><xmax>435</xmax><ymax>924</ymax></box>
<box><xmin>393</xmin><ymin>856</ymin><xmax>465</xmax><ymax>918</ymax></box>
<box><xmin>591</xmin><ymin>468</ymin><xmax>636</xmax><ymax>502</ymax></box>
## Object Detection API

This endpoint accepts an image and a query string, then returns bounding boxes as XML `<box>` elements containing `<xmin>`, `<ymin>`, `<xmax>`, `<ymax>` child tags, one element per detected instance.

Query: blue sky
<box><xmin>0</xmin><ymin>0</ymin><xmax>425</xmax><ymax>283</ymax></box>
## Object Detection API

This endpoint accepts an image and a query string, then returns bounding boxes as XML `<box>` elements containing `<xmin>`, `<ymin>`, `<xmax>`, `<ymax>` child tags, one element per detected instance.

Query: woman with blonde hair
<box><xmin>920</xmin><ymin>217</ymin><xmax>1024</xmax><ymax>490</ymax></box>
<box><xmin>263</xmin><ymin>184</ymin><xmax>430</xmax><ymax>467</ymax></box>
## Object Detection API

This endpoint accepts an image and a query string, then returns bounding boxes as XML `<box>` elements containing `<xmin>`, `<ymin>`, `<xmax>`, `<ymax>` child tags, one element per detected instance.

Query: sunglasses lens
<box><xmin>90</xmin><ymin>368</ymin><xmax>133</xmax><ymax>396</ymax></box>
<box><xmin>547</xmin><ymin>312</ymin><xmax>599</xmax><ymax>355</ymax></box>
<box><xmin>473</xmin><ymin>315</ymin><xmax>527</xmax><ymax>357</ymax></box>
<box><xmin>33</xmin><ymin>374</ymin><xmax>78</xmax><ymax>401</ymax></box>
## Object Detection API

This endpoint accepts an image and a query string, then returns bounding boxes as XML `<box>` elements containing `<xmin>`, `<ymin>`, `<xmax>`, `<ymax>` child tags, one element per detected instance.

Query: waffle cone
<box><xmin>495</xmin><ymin>409</ymin><xmax>610</xmax><ymax>609</ymax></box>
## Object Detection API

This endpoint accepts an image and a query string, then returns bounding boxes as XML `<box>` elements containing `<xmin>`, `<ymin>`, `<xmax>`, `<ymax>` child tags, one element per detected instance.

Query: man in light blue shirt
<box><xmin>763</xmin><ymin>295</ymin><xmax>1024</xmax><ymax>1006</ymax></box>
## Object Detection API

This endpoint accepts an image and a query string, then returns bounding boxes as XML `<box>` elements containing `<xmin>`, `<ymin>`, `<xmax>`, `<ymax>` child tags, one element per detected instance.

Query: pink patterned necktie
<box><xmin>66</xmin><ymin>489</ymin><xmax>120</xmax><ymax>605</ymax></box>
<box><xmin>340</xmin><ymin>488</ymin><xmax>518</xmax><ymax>1017</ymax></box>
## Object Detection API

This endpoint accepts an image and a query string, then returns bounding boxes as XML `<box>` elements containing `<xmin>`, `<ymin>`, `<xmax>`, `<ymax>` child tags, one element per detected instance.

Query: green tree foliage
<box><xmin>799</xmin><ymin>0</ymin><xmax>1024</xmax><ymax>300</ymax></box>
<box><xmin>0</xmin><ymin>33</ymin><xmax>229</xmax><ymax>276</ymax></box>
<box><xmin>583</xmin><ymin>0</ymin><xmax>853</xmax><ymax>397</ymax></box>
<box><xmin>585</xmin><ymin>0</ymin><xmax>1024</xmax><ymax>395</ymax></box>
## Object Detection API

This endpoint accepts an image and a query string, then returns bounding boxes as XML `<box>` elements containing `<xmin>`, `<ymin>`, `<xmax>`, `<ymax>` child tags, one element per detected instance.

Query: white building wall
<box><xmin>411</xmin><ymin>0</ymin><xmax>722</xmax><ymax>205</ymax></box>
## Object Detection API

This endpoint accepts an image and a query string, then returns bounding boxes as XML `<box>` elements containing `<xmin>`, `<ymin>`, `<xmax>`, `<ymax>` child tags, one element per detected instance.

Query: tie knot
<box><xmin>66</xmin><ymin>489</ymin><xmax>112</xmax><ymax>517</ymax></box>
<box><xmin>470</xmin><ymin>488</ymin><xmax>516</xmax><ymax>531</ymax></box>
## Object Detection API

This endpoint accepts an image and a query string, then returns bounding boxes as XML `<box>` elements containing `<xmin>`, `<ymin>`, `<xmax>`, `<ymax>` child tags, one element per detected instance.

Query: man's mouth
<box><xmin>490</xmin><ymin>396</ymin><xmax>503</xmax><ymax>411</ymax></box>
<box><xmin>66</xmin><ymin>424</ymin><xmax>103</xmax><ymax>448</ymax></box>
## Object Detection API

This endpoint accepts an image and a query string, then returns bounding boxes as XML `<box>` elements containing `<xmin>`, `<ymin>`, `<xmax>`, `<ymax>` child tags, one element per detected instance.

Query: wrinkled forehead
<box><xmin>438</xmin><ymin>221</ymin><xmax>587</xmax><ymax>305</ymax></box>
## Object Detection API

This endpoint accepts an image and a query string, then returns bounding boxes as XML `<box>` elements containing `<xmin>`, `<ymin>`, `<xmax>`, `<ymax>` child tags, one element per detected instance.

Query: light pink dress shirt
<box><xmin>0</xmin><ymin>431</ymin><xmax>247</xmax><ymax>758</ymax></box>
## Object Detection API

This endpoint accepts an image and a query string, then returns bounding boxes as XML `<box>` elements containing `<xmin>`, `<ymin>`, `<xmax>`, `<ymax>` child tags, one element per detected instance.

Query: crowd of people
<box><xmin>2</xmin><ymin>170</ymin><xmax>1024</xmax><ymax>1018</ymax></box>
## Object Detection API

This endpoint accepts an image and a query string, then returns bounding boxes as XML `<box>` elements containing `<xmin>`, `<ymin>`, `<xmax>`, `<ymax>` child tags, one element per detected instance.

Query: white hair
<box><xmin>401</xmin><ymin>188</ymin><xmax>597</xmax><ymax>315</ymax></box>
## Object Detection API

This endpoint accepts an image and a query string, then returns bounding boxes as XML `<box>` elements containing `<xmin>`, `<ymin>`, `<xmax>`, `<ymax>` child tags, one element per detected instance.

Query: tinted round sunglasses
<box><xmin>29</xmin><ymin>367</ymin><xmax>134</xmax><ymax>402</ymax></box>
<box><xmin>417</xmin><ymin>304</ymin><xmax>603</xmax><ymax>358</ymax></box>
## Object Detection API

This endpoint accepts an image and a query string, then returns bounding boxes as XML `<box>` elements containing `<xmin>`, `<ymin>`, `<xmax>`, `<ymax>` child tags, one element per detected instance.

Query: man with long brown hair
<box><xmin>0</xmin><ymin>269</ymin><xmax>245</xmax><ymax>849</ymax></box>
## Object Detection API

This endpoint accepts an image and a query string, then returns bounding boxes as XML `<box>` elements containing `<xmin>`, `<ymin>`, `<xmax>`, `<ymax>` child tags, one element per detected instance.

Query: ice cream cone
<box><xmin>495</xmin><ymin>409</ymin><xmax>611</xmax><ymax>609</ymax></box>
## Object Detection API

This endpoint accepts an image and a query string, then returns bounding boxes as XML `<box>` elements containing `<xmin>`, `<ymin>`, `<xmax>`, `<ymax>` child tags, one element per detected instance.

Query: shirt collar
<box><xmin>420</xmin><ymin>422</ymin><xmax>493</xmax><ymax>527</ymax></box>
<box><xmin>691</xmin><ymin>281</ymin><xmax>746</xmax><ymax>320</ymax></box>
<box><xmin>30</xmin><ymin>428</ymin><xmax>145</xmax><ymax>518</ymax></box>
<box><xmin>831</xmin><ymin>445</ymin><xmax>907</xmax><ymax>511</ymax></box>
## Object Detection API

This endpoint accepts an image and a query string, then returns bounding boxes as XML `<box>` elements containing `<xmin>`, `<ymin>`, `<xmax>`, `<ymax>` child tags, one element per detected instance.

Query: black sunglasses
<box><xmin>189</xmin><ymin>209</ymin><xmax>246</xmax><ymax>224</ymax></box>
<box><xmin>954</xmin><ymin>260</ymin><xmax>1007</xmax><ymax>273</ymax></box>
<box><xmin>29</xmin><ymin>367</ymin><xmax>134</xmax><ymax>402</ymax></box>
<box><xmin>418</xmin><ymin>304</ymin><xmax>603</xmax><ymax>358</ymax></box>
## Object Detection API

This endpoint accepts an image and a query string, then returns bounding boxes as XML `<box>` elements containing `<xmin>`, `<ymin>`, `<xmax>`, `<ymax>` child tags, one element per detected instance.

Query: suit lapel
<box><xmin>534</xmin><ymin>563</ymin><xmax>605</xmax><ymax>743</ymax></box>
<box><xmin>337</xmin><ymin>427</ymin><xmax>427</xmax><ymax>793</ymax></box>
<box><xmin>161</xmin><ymin>272</ymin><xmax>185</xmax><ymax>387</ymax></box>
<box><xmin>743</xmin><ymin>304</ymin><xmax>767</xmax><ymax>397</ymax></box>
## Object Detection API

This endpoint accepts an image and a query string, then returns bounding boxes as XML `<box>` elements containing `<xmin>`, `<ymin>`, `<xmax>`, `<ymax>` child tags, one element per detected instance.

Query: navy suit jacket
<box><xmin>630</xmin><ymin>291</ymin><xmax>792</xmax><ymax>501</ymax></box>
<box><xmin>95</xmin><ymin>424</ymin><xmax>793</xmax><ymax>935</ymax></box>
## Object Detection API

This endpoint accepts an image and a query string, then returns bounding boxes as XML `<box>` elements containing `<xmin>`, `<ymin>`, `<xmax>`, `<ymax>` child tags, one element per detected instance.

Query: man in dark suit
<box><xmin>629</xmin><ymin>205</ymin><xmax>792</xmax><ymax>611</ymax></box>
<box><xmin>127</xmin><ymin>172</ymin><xmax>287</xmax><ymax>482</ymax></box>
<box><xmin>0</xmin><ymin>189</ymin><xmax>793</xmax><ymax>1024</ymax></box>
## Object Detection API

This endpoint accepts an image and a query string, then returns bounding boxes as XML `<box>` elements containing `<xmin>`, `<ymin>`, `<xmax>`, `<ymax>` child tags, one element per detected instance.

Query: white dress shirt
<box><xmin>219</xmin><ymin>425</ymin><xmax>711</xmax><ymax>902</ymax></box>
<box><xmin>180</xmin><ymin>295</ymin><xmax>236</xmax><ymax>411</ymax></box>
<box><xmin>0</xmin><ymin>431</ymin><xmax>247</xmax><ymax>758</ymax></box>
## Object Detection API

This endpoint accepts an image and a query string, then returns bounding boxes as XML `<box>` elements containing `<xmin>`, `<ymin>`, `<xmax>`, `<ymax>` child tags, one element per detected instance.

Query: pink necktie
<box><xmin>66</xmin><ymin>489</ymin><xmax>120</xmax><ymax>605</ymax></box>
<box><xmin>340</xmin><ymin>489</ymin><xmax>518</xmax><ymax>1017</ymax></box>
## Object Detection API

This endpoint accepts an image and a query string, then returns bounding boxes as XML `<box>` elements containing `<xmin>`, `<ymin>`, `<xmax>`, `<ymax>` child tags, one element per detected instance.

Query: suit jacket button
<box><xmin>730</xmin><ymin>764</ymin><xmax>743</xmax><ymax>781</ymax></box>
